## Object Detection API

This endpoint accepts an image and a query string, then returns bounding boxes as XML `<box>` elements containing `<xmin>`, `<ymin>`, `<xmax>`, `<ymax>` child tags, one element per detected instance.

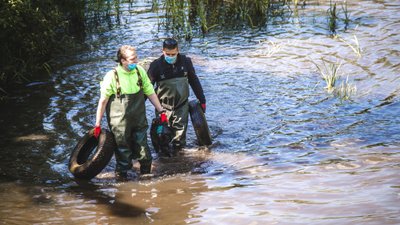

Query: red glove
<box><xmin>201</xmin><ymin>103</ymin><xmax>206</xmax><ymax>113</ymax></box>
<box><xmin>160</xmin><ymin>112</ymin><xmax>168</xmax><ymax>123</ymax></box>
<box><xmin>94</xmin><ymin>126</ymin><xmax>101</xmax><ymax>139</ymax></box>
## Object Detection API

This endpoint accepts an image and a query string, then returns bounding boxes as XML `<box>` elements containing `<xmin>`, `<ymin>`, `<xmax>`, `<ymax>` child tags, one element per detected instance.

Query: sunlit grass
<box><xmin>311</xmin><ymin>58</ymin><xmax>342</xmax><ymax>92</ymax></box>
<box><xmin>293</xmin><ymin>0</ymin><xmax>306</xmax><ymax>8</ymax></box>
<box><xmin>334</xmin><ymin>76</ymin><xmax>357</xmax><ymax>101</ymax></box>
<box><xmin>258</xmin><ymin>40</ymin><xmax>282</xmax><ymax>57</ymax></box>
<box><xmin>336</xmin><ymin>34</ymin><xmax>362</xmax><ymax>58</ymax></box>
<box><xmin>311</xmin><ymin>57</ymin><xmax>357</xmax><ymax>101</ymax></box>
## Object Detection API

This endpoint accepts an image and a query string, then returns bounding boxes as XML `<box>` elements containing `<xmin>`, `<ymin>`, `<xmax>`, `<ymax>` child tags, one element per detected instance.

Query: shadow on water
<box><xmin>0</xmin><ymin>82</ymin><xmax>61</xmax><ymax>183</ymax></box>
<box><xmin>70</xmin><ymin>180</ymin><xmax>146</xmax><ymax>218</ymax></box>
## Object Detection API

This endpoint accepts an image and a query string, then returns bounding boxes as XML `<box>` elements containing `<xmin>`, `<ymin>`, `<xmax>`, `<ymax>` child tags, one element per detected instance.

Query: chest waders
<box><xmin>106</xmin><ymin>69</ymin><xmax>152</xmax><ymax>174</ymax></box>
<box><xmin>156</xmin><ymin>77</ymin><xmax>189</xmax><ymax>150</ymax></box>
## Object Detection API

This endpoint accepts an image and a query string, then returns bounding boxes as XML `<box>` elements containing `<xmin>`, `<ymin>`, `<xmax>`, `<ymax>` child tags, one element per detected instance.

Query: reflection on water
<box><xmin>0</xmin><ymin>0</ymin><xmax>399</xmax><ymax>224</ymax></box>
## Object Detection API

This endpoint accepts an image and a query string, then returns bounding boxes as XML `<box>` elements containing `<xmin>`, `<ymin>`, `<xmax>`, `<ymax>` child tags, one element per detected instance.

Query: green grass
<box><xmin>311</xmin><ymin>58</ymin><xmax>357</xmax><ymax>101</ymax></box>
<box><xmin>157</xmin><ymin>0</ymin><xmax>279</xmax><ymax>37</ymax></box>
<box><xmin>311</xmin><ymin>58</ymin><xmax>342</xmax><ymax>92</ymax></box>
<box><xmin>341</xmin><ymin>0</ymin><xmax>350</xmax><ymax>28</ymax></box>
<box><xmin>327</xmin><ymin>0</ymin><xmax>337</xmax><ymax>34</ymax></box>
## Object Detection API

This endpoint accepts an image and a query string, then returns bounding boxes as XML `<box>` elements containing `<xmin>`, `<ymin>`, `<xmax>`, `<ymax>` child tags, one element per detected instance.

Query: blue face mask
<box><xmin>127</xmin><ymin>63</ymin><xmax>137</xmax><ymax>71</ymax></box>
<box><xmin>165</xmin><ymin>55</ymin><xmax>177</xmax><ymax>64</ymax></box>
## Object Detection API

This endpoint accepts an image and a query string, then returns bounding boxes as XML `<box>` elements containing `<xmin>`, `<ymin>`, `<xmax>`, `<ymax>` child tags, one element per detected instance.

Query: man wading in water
<box><xmin>94</xmin><ymin>45</ymin><xmax>167</xmax><ymax>179</ymax></box>
<box><xmin>148</xmin><ymin>38</ymin><xmax>206</xmax><ymax>154</ymax></box>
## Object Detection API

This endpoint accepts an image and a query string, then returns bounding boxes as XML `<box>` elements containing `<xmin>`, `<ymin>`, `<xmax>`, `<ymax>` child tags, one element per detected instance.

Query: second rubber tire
<box><xmin>189</xmin><ymin>100</ymin><xmax>212</xmax><ymax>146</ymax></box>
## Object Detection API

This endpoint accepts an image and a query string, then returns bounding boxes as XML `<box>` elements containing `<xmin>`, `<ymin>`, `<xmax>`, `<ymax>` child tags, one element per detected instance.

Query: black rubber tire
<box><xmin>69</xmin><ymin>129</ymin><xmax>116</xmax><ymax>180</ymax></box>
<box><xmin>189</xmin><ymin>100</ymin><xmax>212</xmax><ymax>146</ymax></box>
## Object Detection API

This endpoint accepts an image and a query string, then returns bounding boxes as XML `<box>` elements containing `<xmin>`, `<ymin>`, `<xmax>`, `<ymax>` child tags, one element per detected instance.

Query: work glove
<box><xmin>201</xmin><ymin>103</ymin><xmax>206</xmax><ymax>113</ymax></box>
<box><xmin>93</xmin><ymin>126</ymin><xmax>101</xmax><ymax>139</ymax></box>
<box><xmin>160</xmin><ymin>112</ymin><xmax>168</xmax><ymax>123</ymax></box>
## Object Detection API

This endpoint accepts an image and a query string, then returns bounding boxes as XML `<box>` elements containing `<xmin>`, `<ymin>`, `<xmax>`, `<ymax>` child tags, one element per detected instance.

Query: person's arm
<box><xmin>186</xmin><ymin>57</ymin><xmax>206</xmax><ymax>104</ymax></box>
<box><xmin>147</xmin><ymin>93</ymin><xmax>164</xmax><ymax>113</ymax></box>
<box><xmin>95</xmin><ymin>96</ymin><xmax>109</xmax><ymax>127</ymax></box>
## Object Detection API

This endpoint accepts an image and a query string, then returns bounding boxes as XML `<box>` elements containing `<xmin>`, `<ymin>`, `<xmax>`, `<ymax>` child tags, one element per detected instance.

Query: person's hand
<box><xmin>94</xmin><ymin>126</ymin><xmax>101</xmax><ymax>139</ymax></box>
<box><xmin>201</xmin><ymin>103</ymin><xmax>206</xmax><ymax>113</ymax></box>
<box><xmin>160</xmin><ymin>112</ymin><xmax>168</xmax><ymax>123</ymax></box>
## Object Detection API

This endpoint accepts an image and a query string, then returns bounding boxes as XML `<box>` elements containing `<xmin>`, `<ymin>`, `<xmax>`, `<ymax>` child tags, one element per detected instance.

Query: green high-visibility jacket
<box><xmin>100</xmin><ymin>64</ymin><xmax>155</xmax><ymax>98</ymax></box>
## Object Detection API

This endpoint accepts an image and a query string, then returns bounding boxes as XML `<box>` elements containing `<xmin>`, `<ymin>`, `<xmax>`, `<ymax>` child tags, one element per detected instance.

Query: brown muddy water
<box><xmin>0</xmin><ymin>0</ymin><xmax>399</xmax><ymax>224</ymax></box>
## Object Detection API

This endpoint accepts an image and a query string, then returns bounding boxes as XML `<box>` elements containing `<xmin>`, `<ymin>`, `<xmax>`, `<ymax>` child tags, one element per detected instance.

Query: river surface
<box><xmin>0</xmin><ymin>0</ymin><xmax>399</xmax><ymax>224</ymax></box>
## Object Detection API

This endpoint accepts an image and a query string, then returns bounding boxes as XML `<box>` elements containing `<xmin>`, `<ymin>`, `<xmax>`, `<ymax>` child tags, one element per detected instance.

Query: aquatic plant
<box><xmin>85</xmin><ymin>0</ymin><xmax>122</xmax><ymax>31</ymax></box>
<box><xmin>311</xmin><ymin>57</ymin><xmax>357</xmax><ymax>101</ymax></box>
<box><xmin>259</xmin><ymin>40</ymin><xmax>282</xmax><ymax>57</ymax></box>
<box><xmin>334</xmin><ymin>76</ymin><xmax>357</xmax><ymax>101</ymax></box>
<box><xmin>157</xmin><ymin>0</ymin><xmax>286</xmax><ymax>38</ymax></box>
<box><xmin>292</xmin><ymin>0</ymin><xmax>306</xmax><ymax>8</ymax></box>
<box><xmin>336</xmin><ymin>34</ymin><xmax>361</xmax><ymax>58</ymax></box>
<box><xmin>341</xmin><ymin>0</ymin><xmax>350</xmax><ymax>28</ymax></box>
<box><xmin>163</xmin><ymin>0</ymin><xmax>193</xmax><ymax>40</ymax></box>
<box><xmin>327</xmin><ymin>0</ymin><xmax>337</xmax><ymax>34</ymax></box>
<box><xmin>311</xmin><ymin>58</ymin><xmax>342</xmax><ymax>92</ymax></box>
<box><xmin>197</xmin><ymin>0</ymin><xmax>207</xmax><ymax>33</ymax></box>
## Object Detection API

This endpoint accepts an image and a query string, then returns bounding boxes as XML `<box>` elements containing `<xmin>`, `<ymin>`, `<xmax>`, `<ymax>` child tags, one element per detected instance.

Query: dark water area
<box><xmin>0</xmin><ymin>0</ymin><xmax>399</xmax><ymax>224</ymax></box>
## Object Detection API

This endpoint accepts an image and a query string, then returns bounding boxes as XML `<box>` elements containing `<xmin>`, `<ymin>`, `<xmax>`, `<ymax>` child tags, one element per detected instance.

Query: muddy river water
<box><xmin>0</xmin><ymin>0</ymin><xmax>399</xmax><ymax>224</ymax></box>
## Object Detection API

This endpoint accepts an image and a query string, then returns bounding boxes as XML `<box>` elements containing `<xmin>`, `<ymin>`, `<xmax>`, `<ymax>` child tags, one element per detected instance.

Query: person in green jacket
<box><xmin>94</xmin><ymin>45</ymin><xmax>166</xmax><ymax>179</ymax></box>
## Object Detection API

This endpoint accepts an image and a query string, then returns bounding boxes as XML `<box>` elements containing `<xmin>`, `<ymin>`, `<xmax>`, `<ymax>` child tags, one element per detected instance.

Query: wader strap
<box><xmin>113</xmin><ymin>68</ymin><xmax>143</xmax><ymax>99</ymax></box>
<box><xmin>113</xmin><ymin>69</ymin><xmax>121</xmax><ymax>99</ymax></box>
<box><xmin>135</xmin><ymin>68</ymin><xmax>143</xmax><ymax>89</ymax></box>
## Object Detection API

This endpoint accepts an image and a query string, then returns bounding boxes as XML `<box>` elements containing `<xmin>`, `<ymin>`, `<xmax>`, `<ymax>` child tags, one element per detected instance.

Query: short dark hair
<box><xmin>163</xmin><ymin>38</ymin><xmax>178</xmax><ymax>49</ymax></box>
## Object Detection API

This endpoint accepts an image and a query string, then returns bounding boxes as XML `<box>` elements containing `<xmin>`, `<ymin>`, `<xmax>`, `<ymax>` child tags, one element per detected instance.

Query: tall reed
<box><xmin>159</xmin><ymin>0</ymin><xmax>278</xmax><ymax>37</ymax></box>
<box><xmin>164</xmin><ymin>0</ymin><xmax>193</xmax><ymax>40</ymax></box>
<box><xmin>327</xmin><ymin>0</ymin><xmax>337</xmax><ymax>34</ymax></box>
<box><xmin>341</xmin><ymin>0</ymin><xmax>350</xmax><ymax>29</ymax></box>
